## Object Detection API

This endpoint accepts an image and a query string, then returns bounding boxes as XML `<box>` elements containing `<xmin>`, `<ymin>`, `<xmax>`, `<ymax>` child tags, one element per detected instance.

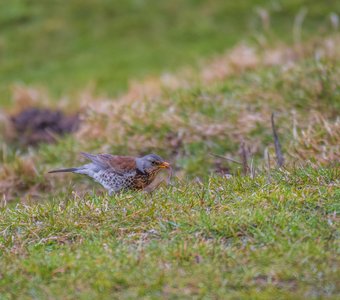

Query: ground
<box><xmin>0</xmin><ymin>1</ymin><xmax>339</xmax><ymax>299</ymax></box>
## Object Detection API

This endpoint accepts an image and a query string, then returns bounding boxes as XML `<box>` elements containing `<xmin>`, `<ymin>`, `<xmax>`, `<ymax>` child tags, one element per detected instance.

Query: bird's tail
<box><xmin>48</xmin><ymin>167</ymin><xmax>78</xmax><ymax>174</ymax></box>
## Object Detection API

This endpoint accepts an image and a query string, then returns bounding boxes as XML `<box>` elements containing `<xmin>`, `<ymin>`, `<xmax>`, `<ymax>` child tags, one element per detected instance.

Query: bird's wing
<box><xmin>80</xmin><ymin>152</ymin><xmax>136</xmax><ymax>174</ymax></box>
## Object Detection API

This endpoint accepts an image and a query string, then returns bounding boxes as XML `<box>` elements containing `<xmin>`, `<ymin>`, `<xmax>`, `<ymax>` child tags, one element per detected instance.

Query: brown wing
<box><xmin>81</xmin><ymin>152</ymin><xmax>136</xmax><ymax>174</ymax></box>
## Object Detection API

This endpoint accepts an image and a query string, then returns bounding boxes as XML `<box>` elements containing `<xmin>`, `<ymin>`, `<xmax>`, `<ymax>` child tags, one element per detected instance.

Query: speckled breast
<box><xmin>131</xmin><ymin>172</ymin><xmax>157</xmax><ymax>190</ymax></box>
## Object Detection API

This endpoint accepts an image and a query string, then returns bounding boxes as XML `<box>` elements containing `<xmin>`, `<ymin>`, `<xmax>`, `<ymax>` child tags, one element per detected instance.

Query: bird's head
<box><xmin>136</xmin><ymin>154</ymin><xmax>170</xmax><ymax>174</ymax></box>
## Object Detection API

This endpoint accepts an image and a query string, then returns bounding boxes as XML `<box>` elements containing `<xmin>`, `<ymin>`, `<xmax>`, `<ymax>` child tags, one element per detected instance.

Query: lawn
<box><xmin>1</xmin><ymin>169</ymin><xmax>339</xmax><ymax>299</ymax></box>
<box><xmin>0</xmin><ymin>1</ymin><xmax>339</xmax><ymax>299</ymax></box>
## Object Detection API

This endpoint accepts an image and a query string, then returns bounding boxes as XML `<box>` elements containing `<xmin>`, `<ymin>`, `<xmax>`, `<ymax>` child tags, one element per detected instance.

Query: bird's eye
<box><xmin>151</xmin><ymin>160</ymin><xmax>157</xmax><ymax>165</ymax></box>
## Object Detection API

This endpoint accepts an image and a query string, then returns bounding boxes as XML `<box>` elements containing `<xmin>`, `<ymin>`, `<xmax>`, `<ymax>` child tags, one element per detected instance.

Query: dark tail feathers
<box><xmin>48</xmin><ymin>167</ymin><xmax>78</xmax><ymax>174</ymax></box>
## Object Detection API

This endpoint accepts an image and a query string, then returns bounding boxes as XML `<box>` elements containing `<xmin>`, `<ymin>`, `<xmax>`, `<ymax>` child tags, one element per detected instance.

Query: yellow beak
<box><xmin>159</xmin><ymin>161</ymin><xmax>170</xmax><ymax>168</ymax></box>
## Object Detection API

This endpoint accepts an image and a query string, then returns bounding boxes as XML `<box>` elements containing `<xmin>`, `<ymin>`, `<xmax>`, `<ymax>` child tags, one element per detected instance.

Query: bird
<box><xmin>48</xmin><ymin>152</ymin><xmax>171</xmax><ymax>195</ymax></box>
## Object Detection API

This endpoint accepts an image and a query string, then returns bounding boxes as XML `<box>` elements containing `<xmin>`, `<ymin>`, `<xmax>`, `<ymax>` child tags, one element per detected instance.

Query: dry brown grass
<box><xmin>289</xmin><ymin>112</ymin><xmax>340</xmax><ymax>165</ymax></box>
<box><xmin>200</xmin><ymin>35</ymin><xmax>339</xmax><ymax>83</ymax></box>
<box><xmin>0</xmin><ymin>35</ymin><xmax>339</xmax><ymax>200</ymax></box>
<box><xmin>0</xmin><ymin>153</ymin><xmax>44</xmax><ymax>202</ymax></box>
<box><xmin>73</xmin><ymin>35</ymin><xmax>339</xmax><ymax>153</ymax></box>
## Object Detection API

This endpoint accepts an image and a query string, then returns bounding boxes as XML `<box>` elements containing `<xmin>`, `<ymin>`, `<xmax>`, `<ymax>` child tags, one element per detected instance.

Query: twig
<box><xmin>250</xmin><ymin>156</ymin><xmax>256</xmax><ymax>179</ymax></box>
<box><xmin>271</xmin><ymin>113</ymin><xmax>285</xmax><ymax>167</ymax></box>
<box><xmin>240</xmin><ymin>142</ymin><xmax>249</xmax><ymax>175</ymax></box>
<box><xmin>264</xmin><ymin>147</ymin><xmax>271</xmax><ymax>183</ymax></box>
<box><xmin>209</xmin><ymin>153</ymin><xmax>242</xmax><ymax>165</ymax></box>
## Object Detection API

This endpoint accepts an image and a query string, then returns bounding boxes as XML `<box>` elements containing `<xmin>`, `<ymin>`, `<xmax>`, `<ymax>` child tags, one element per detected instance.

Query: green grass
<box><xmin>1</xmin><ymin>1</ymin><xmax>340</xmax><ymax>299</ymax></box>
<box><xmin>1</xmin><ymin>167</ymin><xmax>339</xmax><ymax>299</ymax></box>
<box><xmin>0</xmin><ymin>0</ymin><xmax>339</xmax><ymax>104</ymax></box>
<box><xmin>29</xmin><ymin>50</ymin><xmax>337</xmax><ymax>179</ymax></box>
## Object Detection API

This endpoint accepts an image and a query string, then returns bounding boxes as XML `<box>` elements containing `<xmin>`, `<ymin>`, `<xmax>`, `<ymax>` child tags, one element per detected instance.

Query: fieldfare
<box><xmin>49</xmin><ymin>152</ymin><xmax>171</xmax><ymax>195</ymax></box>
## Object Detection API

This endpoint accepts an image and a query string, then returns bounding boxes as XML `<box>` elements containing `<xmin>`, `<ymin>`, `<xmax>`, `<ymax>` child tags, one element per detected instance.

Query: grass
<box><xmin>1</xmin><ymin>168</ymin><xmax>339</xmax><ymax>299</ymax></box>
<box><xmin>0</xmin><ymin>1</ymin><xmax>340</xmax><ymax>299</ymax></box>
<box><xmin>0</xmin><ymin>0</ymin><xmax>339</xmax><ymax>104</ymax></box>
<box><xmin>0</xmin><ymin>38</ymin><xmax>339</xmax><ymax>297</ymax></box>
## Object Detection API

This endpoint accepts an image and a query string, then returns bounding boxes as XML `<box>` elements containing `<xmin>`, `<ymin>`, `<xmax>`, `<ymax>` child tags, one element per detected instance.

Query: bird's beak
<box><xmin>159</xmin><ymin>161</ymin><xmax>170</xmax><ymax>168</ymax></box>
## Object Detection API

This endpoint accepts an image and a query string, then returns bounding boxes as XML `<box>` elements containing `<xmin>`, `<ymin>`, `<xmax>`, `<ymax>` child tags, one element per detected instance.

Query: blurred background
<box><xmin>1</xmin><ymin>0</ymin><xmax>338</xmax><ymax>105</ymax></box>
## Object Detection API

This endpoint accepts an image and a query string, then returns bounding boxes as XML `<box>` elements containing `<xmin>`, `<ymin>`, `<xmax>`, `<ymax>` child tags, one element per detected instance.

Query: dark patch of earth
<box><xmin>11</xmin><ymin>107</ymin><xmax>80</xmax><ymax>146</ymax></box>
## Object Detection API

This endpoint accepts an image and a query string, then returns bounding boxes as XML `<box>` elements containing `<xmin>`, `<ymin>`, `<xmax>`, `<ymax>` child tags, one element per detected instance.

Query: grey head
<box><xmin>136</xmin><ymin>154</ymin><xmax>170</xmax><ymax>174</ymax></box>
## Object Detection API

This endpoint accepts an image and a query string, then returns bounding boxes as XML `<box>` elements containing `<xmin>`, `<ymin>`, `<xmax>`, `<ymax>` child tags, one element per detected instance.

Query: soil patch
<box><xmin>10</xmin><ymin>108</ymin><xmax>80</xmax><ymax>146</ymax></box>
